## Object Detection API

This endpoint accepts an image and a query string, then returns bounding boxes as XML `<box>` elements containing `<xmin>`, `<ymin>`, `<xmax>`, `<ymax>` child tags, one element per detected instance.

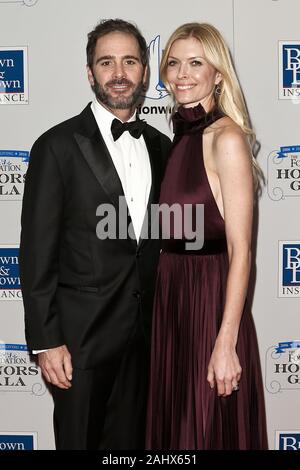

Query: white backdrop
<box><xmin>0</xmin><ymin>0</ymin><xmax>299</xmax><ymax>451</ymax></box>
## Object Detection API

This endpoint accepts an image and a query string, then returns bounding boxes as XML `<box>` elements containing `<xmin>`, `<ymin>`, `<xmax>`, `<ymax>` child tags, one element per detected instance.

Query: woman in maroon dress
<box><xmin>146</xmin><ymin>23</ymin><xmax>268</xmax><ymax>450</ymax></box>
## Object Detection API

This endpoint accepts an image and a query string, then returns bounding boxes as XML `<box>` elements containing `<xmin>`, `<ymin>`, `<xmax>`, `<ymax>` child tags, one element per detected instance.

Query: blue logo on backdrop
<box><xmin>278</xmin><ymin>242</ymin><xmax>300</xmax><ymax>297</ymax></box>
<box><xmin>0</xmin><ymin>247</ymin><xmax>21</xmax><ymax>300</ymax></box>
<box><xmin>275</xmin><ymin>341</ymin><xmax>300</xmax><ymax>354</ymax></box>
<box><xmin>279</xmin><ymin>42</ymin><xmax>300</xmax><ymax>99</ymax></box>
<box><xmin>0</xmin><ymin>434</ymin><xmax>36</xmax><ymax>451</ymax></box>
<box><xmin>0</xmin><ymin>150</ymin><xmax>29</xmax><ymax>200</ymax></box>
<box><xmin>267</xmin><ymin>145</ymin><xmax>300</xmax><ymax>200</ymax></box>
<box><xmin>145</xmin><ymin>35</ymin><xmax>168</xmax><ymax>101</ymax></box>
<box><xmin>282</xmin><ymin>243</ymin><xmax>300</xmax><ymax>286</ymax></box>
<box><xmin>0</xmin><ymin>51</ymin><xmax>24</xmax><ymax>93</ymax></box>
<box><xmin>265</xmin><ymin>339</ymin><xmax>300</xmax><ymax>393</ymax></box>
<box><xmin>0</xmin><ymin>343</ymin><xmax>27</xmax><ymax>351</ymax></box>
<box><xmin>276</xmin><ymin>432</ymin><xmax>300</xmax><ymax>450</ymax></box>
<box><xmin>0</xmin><ymin>47</ymin><xmax>28</xmax><ymax>105</ymax></box>
<box><xmin>138</xmin><ymin>35</ymin><xmax>170</xmax><ymax>117</ymax></box>
<box><xmin>283</xmin><ymin>44</ymin><xmax>300</xmax><ymax>88</ymax></box>
<box><xmin>0</xmin><ymin>344</ymin><xmax>45</xmax><ymax>393</ymax></box>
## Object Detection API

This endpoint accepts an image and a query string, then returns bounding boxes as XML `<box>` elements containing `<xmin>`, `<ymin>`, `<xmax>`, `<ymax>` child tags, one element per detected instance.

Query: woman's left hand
<box><xmin>207</xmin><ymin>338</ymin><xmax>242</xmax><ymax>397</ymax></box>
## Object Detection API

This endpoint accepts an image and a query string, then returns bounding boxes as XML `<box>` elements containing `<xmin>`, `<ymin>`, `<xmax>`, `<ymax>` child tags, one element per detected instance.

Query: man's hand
<box><xmin>38</xmin><ymin>345</ymin><xmax>73</xmax><ymax>389</ymax></box>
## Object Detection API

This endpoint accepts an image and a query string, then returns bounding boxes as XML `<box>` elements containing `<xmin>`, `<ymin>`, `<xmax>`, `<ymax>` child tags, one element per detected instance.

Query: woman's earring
<box><xmin>215</xmin><ymin>84</ymin><xmax>222</xmax><ymax>95</ymax></box>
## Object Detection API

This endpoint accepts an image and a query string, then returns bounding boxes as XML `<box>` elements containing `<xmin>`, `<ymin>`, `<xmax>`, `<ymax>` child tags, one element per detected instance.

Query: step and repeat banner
<box><xmin>0</xmin><ymin>0</ymin><xmax>299</xmax><ymax>451</ymax></box>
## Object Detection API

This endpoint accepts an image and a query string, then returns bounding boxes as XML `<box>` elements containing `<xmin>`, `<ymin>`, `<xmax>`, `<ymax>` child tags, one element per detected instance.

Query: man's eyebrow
<box><xmin>95</xmin><ymin>55</ymin><xmax>141</xmax><ymax>64</ymax></box>
<box><xmin>95</xmin><ymin>55</ymin><xmax>114</xmax><ymax>64</ymax></box>
<box><xmin>122</xmin><ymin>55</ymin><xmax>141</xmax><ymax>62</ymax></box>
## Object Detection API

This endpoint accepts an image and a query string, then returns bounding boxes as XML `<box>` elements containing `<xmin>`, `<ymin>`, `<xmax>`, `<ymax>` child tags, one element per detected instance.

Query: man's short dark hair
<box><xmin>86</xmin><ymin>18</ymin><xmax>148</xmax><ymax>69</ymax></box>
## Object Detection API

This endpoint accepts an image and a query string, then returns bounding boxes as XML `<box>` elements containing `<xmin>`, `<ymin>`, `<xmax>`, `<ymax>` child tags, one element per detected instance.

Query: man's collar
<box><xmin>91</xmin><ymin>99</ymin><xmax>137</xmax><ymax>136</ymax></box>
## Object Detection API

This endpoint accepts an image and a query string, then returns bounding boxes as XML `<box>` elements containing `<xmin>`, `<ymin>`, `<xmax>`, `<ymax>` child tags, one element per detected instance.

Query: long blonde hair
<box><xmin>160</xmin><ymin>22</ymin><xmax>263</xmax><ymax>191</ymax></box>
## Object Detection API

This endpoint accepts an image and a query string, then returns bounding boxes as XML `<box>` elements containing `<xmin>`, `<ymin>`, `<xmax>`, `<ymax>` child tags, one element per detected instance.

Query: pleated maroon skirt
<box><xmin>146</xmin><ymin>251</ymin><xmax>268</xmax><ymax>450</ymax></box>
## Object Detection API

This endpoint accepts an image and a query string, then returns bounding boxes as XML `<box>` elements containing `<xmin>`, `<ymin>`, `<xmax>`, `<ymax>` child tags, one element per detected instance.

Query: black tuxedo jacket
<box><xmin>19</xmin><ymin>104</ymin><xmax>171</xmax><ymax>369</ymax></box>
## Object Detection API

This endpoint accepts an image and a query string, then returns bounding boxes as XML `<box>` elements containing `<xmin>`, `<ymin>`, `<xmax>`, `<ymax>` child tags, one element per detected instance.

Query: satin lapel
<box><xmin>74</xmin><ymin>115</ymin><xmax>124</xmax><ymax>209</ymax></box>
<box><xmin>138</xmin><ymin>127</ymin><xmax>162</xmax><ymax>249</ymax></box>
<box><xmin>74</xmin><ymin>105</ymin><xmax>136</xmax><ymax>245</ymax></box>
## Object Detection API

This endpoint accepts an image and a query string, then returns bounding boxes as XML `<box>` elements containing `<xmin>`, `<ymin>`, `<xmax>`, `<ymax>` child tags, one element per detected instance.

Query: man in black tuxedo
<box><xmin>19</xmin><ymin>18</ymin><xmax>171</xmax><ymax>450</ymax></box>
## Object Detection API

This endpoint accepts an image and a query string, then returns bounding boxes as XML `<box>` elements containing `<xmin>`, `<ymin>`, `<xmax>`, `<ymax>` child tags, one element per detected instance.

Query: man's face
<box><xmin>87</xmin><ymin>31</ymin><xmax>147</xmax><ymax>110</ymax></box>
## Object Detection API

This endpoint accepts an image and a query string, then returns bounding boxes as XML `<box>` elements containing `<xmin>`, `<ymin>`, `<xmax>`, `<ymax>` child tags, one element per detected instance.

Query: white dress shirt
<box><xmin>91</xmin><ymin>99</ymin><xmax>151</xmax><ymax>241</ymax></box>
<box><xmin>33</xmin><ymin>100</ymin><xmax>151</xmax><ymax>354</ymax></box>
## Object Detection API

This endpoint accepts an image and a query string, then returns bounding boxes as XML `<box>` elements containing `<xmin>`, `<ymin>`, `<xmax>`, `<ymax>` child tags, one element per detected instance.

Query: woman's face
<box><xmin>165</xmin><ymin>36</ymin><xmax>221</xmax><ymax>110</ymax></box>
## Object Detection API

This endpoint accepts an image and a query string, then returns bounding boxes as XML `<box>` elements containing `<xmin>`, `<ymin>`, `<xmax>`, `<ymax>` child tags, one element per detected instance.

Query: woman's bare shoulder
<box><xmin>210</xmin><ymin>117</ymin><xmax>250</xmax><ymax>158</ymax></box>
<box><xmin>211</xmin><ymin>116</ymin><xmax>245</xmax><ymax>140</ymax></box>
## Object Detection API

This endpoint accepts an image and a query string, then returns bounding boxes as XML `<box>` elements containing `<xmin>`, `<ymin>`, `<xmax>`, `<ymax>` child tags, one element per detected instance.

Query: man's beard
<box><xmin>92</xmin><ymin>77</ymin><xmax>144</xmax><ymax>109</ymax></box>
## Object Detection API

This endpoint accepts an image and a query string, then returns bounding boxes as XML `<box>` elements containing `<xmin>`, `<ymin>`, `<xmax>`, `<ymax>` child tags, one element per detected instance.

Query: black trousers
<box><xmin>51</xmin><ymin>328</ymin><xmax>149</xmax><ymax>450</ymax></box>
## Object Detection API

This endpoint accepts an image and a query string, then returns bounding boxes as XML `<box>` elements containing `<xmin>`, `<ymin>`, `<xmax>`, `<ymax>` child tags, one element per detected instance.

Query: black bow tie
<box><xmin>111</xmin><ymin>118</ymin><xmax>146</xmax><ymax>141</ymax></box>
